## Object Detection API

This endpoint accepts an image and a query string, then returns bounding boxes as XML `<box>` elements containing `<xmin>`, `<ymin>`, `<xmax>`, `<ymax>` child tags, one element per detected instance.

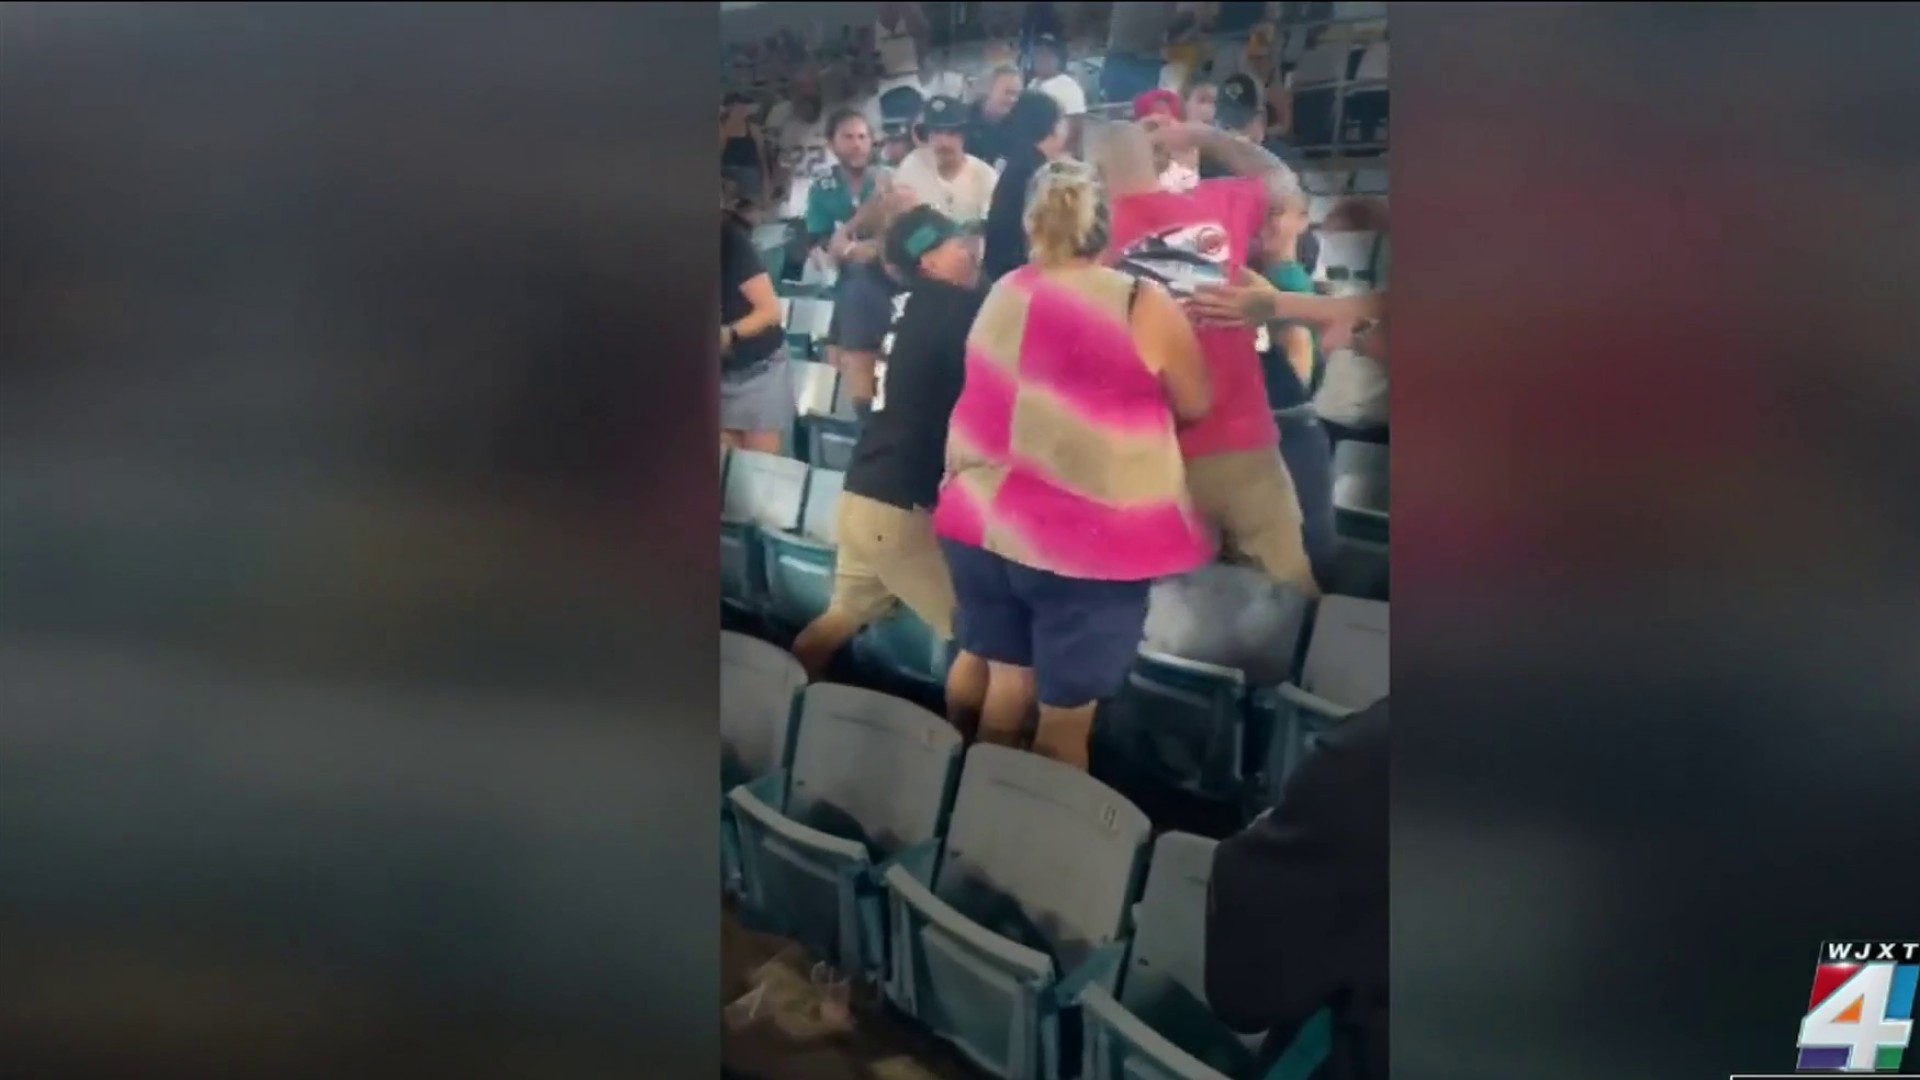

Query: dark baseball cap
<box><xmin>878</xmin><ymin>84</ymin><xmax>926</xmax><ymax>126</ymax></box>
<box><xmin>1217</xmin><ymin>73</ymin><xmax>1262</xmax><ymax>129</ymax></box>
<box><xmin>921</xmin><ymin>95</ymin><xmax>968</xmax><ymax>132</ymax></box>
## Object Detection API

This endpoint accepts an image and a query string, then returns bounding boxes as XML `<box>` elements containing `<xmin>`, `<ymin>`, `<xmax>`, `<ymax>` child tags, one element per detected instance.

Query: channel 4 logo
<box><xmin>1794</xmin><ymin>940</ymin><xmax>1917</xmax><ymax>1073</ymax></box>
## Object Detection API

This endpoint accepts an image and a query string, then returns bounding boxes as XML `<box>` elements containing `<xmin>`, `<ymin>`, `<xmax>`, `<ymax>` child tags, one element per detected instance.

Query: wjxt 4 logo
<box><xmin>1796</xmin><ymin>940</ymin><xmax>1919</xmax><ymax>1073</ymax></box>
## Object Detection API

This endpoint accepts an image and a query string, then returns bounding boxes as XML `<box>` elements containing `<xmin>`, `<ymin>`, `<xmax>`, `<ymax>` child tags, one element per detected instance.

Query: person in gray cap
<box><xmin>891</xmin><ymin>94</ymin><xmax>999</xmax><ymax>227</ymax></box>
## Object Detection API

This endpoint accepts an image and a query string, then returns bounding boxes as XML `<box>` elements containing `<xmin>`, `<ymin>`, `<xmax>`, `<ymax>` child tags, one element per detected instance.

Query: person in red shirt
<box><xmin>1094</xmin><ymin>118</ymin><xmax>1321</xmax><ymax>596</ymax></box>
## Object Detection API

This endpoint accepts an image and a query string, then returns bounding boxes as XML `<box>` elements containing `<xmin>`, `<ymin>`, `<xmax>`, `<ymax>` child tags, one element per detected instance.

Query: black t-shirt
<box><xmin>720</xmin><ymin>220</ymin><xmax>782</xmax><ymax>370</ymax></box>
<box><xmin>983</xmin><ymin>146</ymin><xmax>1044</xmax><ymax>283</ymax></box>
<box><xmin>966</xmin><ymin>105</ymin><xmax>1015</xmax><ymax>171</ymax></box>
<box><xmin>844</xmin><ymin>278</ymin><xmax>985</xmax><ymax>509</ymax></box>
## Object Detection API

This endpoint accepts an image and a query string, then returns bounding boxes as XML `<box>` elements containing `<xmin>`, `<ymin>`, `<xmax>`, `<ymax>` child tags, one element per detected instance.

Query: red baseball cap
<box><xmin>1131</xmin><ymin>88</ymin><xmax>1184</xmax><ymax>122</ymax></box>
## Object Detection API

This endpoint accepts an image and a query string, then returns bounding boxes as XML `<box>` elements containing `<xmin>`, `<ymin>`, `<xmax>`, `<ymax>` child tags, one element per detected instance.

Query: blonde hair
<box><xmin>1023</xmin><ymin>159</ymin><xmax>1110</xmax><ymax>266</ymax></box>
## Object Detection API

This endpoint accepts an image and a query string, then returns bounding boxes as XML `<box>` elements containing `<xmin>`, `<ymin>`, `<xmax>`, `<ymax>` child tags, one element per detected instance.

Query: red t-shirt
<box><xmin>1107</xmin><ymin>176</ymin><xmax>1277</xmax><ymax>458</ymax></box>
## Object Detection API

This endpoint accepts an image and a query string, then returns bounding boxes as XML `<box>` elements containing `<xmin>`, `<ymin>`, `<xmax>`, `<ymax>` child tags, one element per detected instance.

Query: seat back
<box><xmin>1292</xmin><ymin>42</ymin><xmax>1352</xmax><ymax>87</ymax></box>
<box><xmin>1331</xmin><ymin>440</ymin><xmax>1390</xmax><ymax>517</ymax></box>
<box><xmin>723</xmin><ymin>449</ymin><xmax>807</xmax><ymax>530</ymax></box>
<box><xmin>737</xmin><ymin>684</ymin><xmax>961</xmax><ymax>971</ymax></box>
<box><xmin>1304</xmin><ymin>596</ymin><xmax>1390</xmax><ymax>709</ymax></box>
<box><xmin>1116</xmin><ymin>834</ymin><xmax>1256</xmax><ymax>1076</ymax></box>
<box><xmin>1313</xmin><ymin>231</ymin><xmax>1379</xmax><ymax>287</ymax></box>
<box><xmin>801</xmin><ymin>468</ymin><xmax>843</xmax><ymax>544</ymax></box>
<box><xmin>1352</xmin><ymin>166</ymin><xmax>1390</xmax><ymax>195</ymax></box>
<box><xmin>792</xmin><ymin>359</ymin><xmax>840</xmax><ymax>417</ymax></box>
<box><xmin>720</xmin><ymin>632</ymin><xmax>806</xmax><ymax>786</ymax></box>
<box><xmin>1354</xmin><ymin>41</ymin><xmax>1390</xmax><ymax>82</ymax></box>
<box><xmin>1299</xmin><ymin>168</ymin><xmax>1351</xmax><ymax>197</ymax></box>
<box><xmin>806</xmin><ymin>416</ymin><xmax>861</xmax><ymax>472</ymax></box>
<box><xmin>1141</xmin><ymin>565</ymin><xmax>1311</xmax><ymax>688</ymax></box>
<box><xmin>936</xmin><ymin>745</ymin><xmax>1150</xmax><ymax>973</ymax></box>
<box><xmin>788</xmin><ymin>684</ymin><xmax>962</xmax><ymax>859</ymax></box>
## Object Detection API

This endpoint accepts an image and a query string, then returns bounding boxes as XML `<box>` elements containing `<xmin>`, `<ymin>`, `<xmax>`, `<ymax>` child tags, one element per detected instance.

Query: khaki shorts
<box><xmin>1186</xmin><ymin>448</ymin><xmax>1322</xmax><ymax>597</ymax></box>
<box><xmin>829</xmin><ymin>492</ymin><xmax>957</xmax><ymax>638</ymax></box>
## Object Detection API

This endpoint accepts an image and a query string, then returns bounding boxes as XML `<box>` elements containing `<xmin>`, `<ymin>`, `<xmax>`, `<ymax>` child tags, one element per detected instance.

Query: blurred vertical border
<box><xmin>0</xmin><ymin>4</ymin><xmax>718</xmax><ymax>1077</ymax></box>
<box><xmin>1390</xmin><ymin>4</ymin><xmax>1920</xmax><ymax>1078</ymax></box>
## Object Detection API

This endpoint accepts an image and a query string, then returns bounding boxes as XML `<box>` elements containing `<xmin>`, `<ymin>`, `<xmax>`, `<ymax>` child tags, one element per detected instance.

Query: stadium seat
<box><xmin>1331</xmin><ymin>440</ymin><xmax>1389</xmax><ymax>542</ymax></box>
<box><xmin>855</xmin><ymin>602</ymin><xmax>952</xmax><ymax>694</ymax></box>
<box><xmin>720</xmin><ymin>632</ymin><xmax>807</xmax><ymax>898</ymax></box>
<box><xmin>1102</xmin><ymin>566</ymin><xmax>1311</xmax><ymax>801</ymax></box>
<box><xmin>1354</xmin><ymin>40</ymin><xmax>1389</xmax><ymax>83</ymax></box>
<box><xmin>760</xmin><ymin>467</ymin><xmax>843</xmax><ymax>629</ymax></box>
<box><xmin>806</xmin><ymin>416</ymin><xmax>861</xmax><ymax>471</ymax></box>
<box><xmin>1299</xmin><ymin>168</ymin><xmax>1352</xmax><ymax>196</ymax></box>
<box><xmin>1255</xmin><ymin>596</ymin><xmax>1389</xmax><ymax>795</ymax></box>
<box><xmin>791</xmin><ymin>359</ymin><xmax>840</xmax><ymax>419</ymax></box>
<box><xmin>721</xmin><ymin>449</ymin><xmax>807</xmax><ymax>615</ymax></box>
<box><xmin>884</xmin><ymin>745</ymin><xmax>1151</xmax><ymax>1080</ymax></box>
<box><xmin>730</xmin><ymin>684</ymin><xmax>963</xmax><ymax>976</ymax></box>
<box><xmin>1292</xmin><ymin>42</ymin><xmax>1352</xmax><ymax>88</ymax></box>
<box><xmin>1312</xmin><ymin>230</ymin><xmax>1380</xmax><ymax>289</ymax></box>
<box><xmin>1351</xmin><ymin>166</ymin><xmax>1389</xmax><ymax>195</ymax></box>
<box><xmin>1077</xmin><ymin>832</ymin><xmax>1263</xmax><ymax>1080</ymax></box>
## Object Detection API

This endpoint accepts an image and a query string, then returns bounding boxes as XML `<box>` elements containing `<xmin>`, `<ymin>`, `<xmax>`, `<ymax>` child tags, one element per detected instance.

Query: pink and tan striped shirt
<box><xmin>932</xmin><ymin>264</ymin><xmax>1214</xmax><ymax>582</ymax></box>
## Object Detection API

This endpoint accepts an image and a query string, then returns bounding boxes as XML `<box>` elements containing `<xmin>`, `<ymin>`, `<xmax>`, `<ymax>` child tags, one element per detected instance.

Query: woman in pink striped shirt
<box><xmin>933</xmin><ymin>159</ymin><xmax>1214</xmax><ymax>769</ymax></box>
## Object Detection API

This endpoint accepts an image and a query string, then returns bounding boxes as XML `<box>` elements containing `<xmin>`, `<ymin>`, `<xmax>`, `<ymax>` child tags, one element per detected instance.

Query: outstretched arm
<box><xmin>1145</xmin><ymin>117</ymin><xmax>1300</xmax><ymax>208</ymax></box>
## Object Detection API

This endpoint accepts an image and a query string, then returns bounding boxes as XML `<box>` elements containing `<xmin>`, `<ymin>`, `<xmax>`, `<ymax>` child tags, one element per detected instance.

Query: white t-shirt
<box><xmin>914</xmin><ymin>70</ymin><xmax>969</xmax><ymax>102</ymax></box>
<box><xmin>1031</xmin><ymin>72</ymin><xmax>1088</xmax><ymax>116</ymax></box>
<box><xmin>892</xmin><ymin>147</ymin><xmax>999</xmax><ymax>226</ymax></box>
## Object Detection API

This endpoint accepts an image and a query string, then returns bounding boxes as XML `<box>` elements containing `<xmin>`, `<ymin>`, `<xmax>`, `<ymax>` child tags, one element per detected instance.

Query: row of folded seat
<box><xmin>721</xmin><ymin>632</ymin><xmax>1330</xmax><ymax>1080</ymax></box>
<box><xmin>1108</xmin><ymin>588</ymin><xmax>1387</xmax><ymax>814</ymax></box>
<box><xmin>722</xmin><ymin>445</ymin><xmax>950</xmax><ymax>692</ymax></box>
<box><xmin>723</xmin><ymin>441</ymin><xmax>1387</xmax><ymax>737</ymax></box>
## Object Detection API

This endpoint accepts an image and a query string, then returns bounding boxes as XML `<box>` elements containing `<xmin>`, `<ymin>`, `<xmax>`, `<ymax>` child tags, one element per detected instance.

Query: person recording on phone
<box><xmin>1208</xmin><ymin>696</ymin><xmax>1388</xmax><ymax>1080</ymax></box>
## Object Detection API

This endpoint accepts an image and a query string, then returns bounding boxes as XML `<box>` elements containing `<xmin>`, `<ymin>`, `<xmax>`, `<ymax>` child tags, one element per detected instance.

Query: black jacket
<box><xmin>983</xmin><ymin>146</ymin><xmax>1045</xmax><ymax>283</ymax></box>
<box><xmin>1207</xmin><ymin>697</ymin><xmax>1388</xmax><ymax>1080</ymax></box>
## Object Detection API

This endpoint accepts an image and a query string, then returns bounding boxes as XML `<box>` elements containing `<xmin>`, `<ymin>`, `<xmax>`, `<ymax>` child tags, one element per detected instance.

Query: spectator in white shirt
<box><xmin>892</xmin><ymin>95</ymin><xmax>999</xmax><ymax>228</ymax></box>
<box><xmin>1026</xmin><ymin>35</ymin><xmax>1085</xmax><ymax>150</ymax></box>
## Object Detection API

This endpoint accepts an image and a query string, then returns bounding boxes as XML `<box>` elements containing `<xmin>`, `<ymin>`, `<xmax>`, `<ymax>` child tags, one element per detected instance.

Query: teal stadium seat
<box><xmin>1255</xmin><ymin>596</ymin><xmax>1389</xmax><ymax>796</ymax></box>
<box><xmin>884</xmin><ymin>745</ymin><xmax>1151</xmax><ymax>1080</ymax></box>
<box><xmin>855</xmin><ymin>602</ymin><xmax>953</xmax><ymax>695</ymax></box>
<box><xmin>804</xmin><ymin>365</ymin><xmax>861</xmax><ymax>470</ymax></box>
<box><xmin>720</xmin><ymin>632</ymin><xmax>806</xmax><ymax>898</ymax></box>
<box><xmin>721</xmin><ymin>450</ymin><xmax>807</xmax><ymax>615</ymax></box>
<box><xmin>1078</xmin><ymin>832</ymin><xmax>1264</xmax><ymax>1080</ymax></box>
<box><xmin>729</xmin><ymin>684</ymin><xmax>963</xmax><ymax>977</ymax></box>
<box><xmin>760</xmin><ymin>467</ymin><xmax>843</xmax><ymax>630</ymax></box>
<box><xmin>1108</xmin><ymin>568</ymin><xmax>1311</xmax><ymax>802</ymax></box>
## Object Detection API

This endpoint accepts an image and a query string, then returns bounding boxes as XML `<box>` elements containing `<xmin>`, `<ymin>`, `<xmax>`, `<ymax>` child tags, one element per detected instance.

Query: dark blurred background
<box><xmin>1391</xmin><ymin>4</ymin><xmax>1920</xmax><ymax>1078</ymax></box>
<box><xmin>0</xmin><ymin>4</ymin><xmax>716</xmax><ymax>1078</ymax></box>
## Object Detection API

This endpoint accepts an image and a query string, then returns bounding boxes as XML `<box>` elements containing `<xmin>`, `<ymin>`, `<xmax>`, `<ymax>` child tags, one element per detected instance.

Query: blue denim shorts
<box><xmin>941</xmin><ymin>539</ymin><xmax>1150</xmax><ymax>708</ymax></box>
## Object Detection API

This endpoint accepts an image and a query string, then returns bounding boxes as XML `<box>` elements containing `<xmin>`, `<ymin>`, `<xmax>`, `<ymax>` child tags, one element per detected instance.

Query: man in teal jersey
<box><xmin>807</xmin><ymin>108</ymin><xmax>897</xmax><ymax>414</ymax></box>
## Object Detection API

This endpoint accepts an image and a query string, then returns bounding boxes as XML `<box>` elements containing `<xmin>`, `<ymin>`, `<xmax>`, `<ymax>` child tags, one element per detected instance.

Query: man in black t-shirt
<box><xmin>790</xmin><ymin>206</ymin><xmax>996</xmax><ymax>737</ymax></box>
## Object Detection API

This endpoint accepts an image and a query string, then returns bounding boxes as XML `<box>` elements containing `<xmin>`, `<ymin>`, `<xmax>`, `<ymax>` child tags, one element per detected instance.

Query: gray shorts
<box><xmin>720</xmin><ymin>350</ymin><xmax>795</xmax><ymax>434</ymax></box>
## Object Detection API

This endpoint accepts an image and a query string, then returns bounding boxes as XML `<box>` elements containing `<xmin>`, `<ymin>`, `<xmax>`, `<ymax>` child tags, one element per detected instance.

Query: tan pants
<box><xmin>828</xmin><ymin>493</ymin><xmax>958</xmax><ymax>637</ymax></box>
<box><xmin>1186</xmin><ymin>448</ymin><xmax>1322</xmax><ymax>597</ymax></box>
